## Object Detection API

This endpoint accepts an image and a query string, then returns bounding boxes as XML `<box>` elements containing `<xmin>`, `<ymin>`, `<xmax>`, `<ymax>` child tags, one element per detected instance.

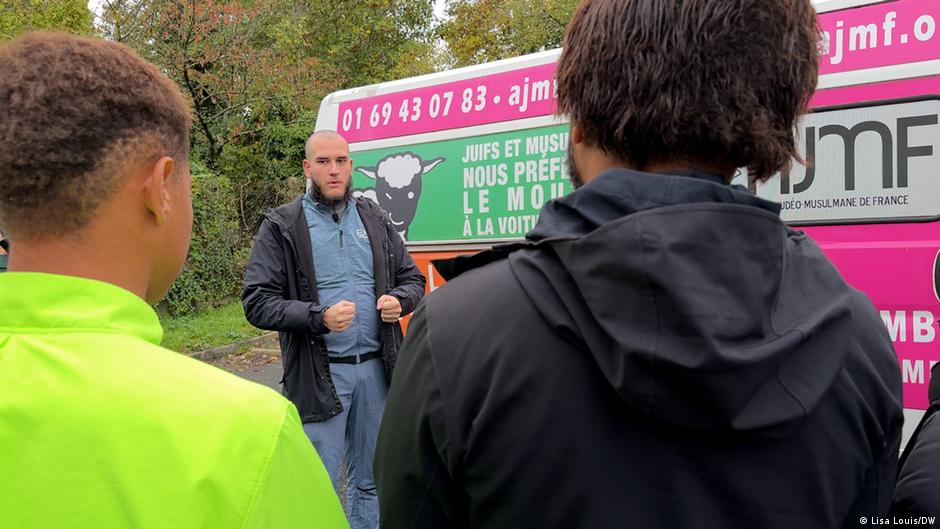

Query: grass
<box><xmin>159</xmin><ymin>301</ymin><xmax>268</xmax><ymax>354</ymax></box>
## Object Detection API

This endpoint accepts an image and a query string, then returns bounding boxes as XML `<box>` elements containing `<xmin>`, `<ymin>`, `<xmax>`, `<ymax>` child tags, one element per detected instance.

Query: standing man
<box><xmin>375</xmin><ymin>1</ymin><xmax>903</xmax><ymax>528</ymax></box>
<box><xmin>0</xmin><ymin>32</ymin><xmax>346</xmax><ymax>529</ymax></box>
<box><xmin>243</xmin><ymin>130</ymin><xmax>426</xmax><ymax>529</ymax></box>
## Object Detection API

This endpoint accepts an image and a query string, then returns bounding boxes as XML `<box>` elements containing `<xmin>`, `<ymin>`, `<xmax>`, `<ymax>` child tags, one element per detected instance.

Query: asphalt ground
<box><xmin>207</xmin><ymin>336</ymin><xmax>283</xmax><ymax>392</ymax></box>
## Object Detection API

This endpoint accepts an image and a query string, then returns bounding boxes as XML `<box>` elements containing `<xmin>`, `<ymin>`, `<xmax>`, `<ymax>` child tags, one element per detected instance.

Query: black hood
<box><xmin>449</xmin><ymin>169</ymin><xmax>856</xmax><ymax>437</ymax></box>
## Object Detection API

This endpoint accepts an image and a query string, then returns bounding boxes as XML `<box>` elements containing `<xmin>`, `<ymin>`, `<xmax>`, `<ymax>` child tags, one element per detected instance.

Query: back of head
<box><xmin>556</xmin><ymin>0</ymin><xmax>820</xmax><ymax>180</ymax></box>
<box><xmin>0</xmin><ymin>32</ymin><xmax>192</xmax><ymax>240</ymax></box>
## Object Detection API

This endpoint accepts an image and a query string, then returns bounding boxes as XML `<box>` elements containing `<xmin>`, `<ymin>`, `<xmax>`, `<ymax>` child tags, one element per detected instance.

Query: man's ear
<box><xmin>570</xmin><ymin>122</ymin><xmax>584</xmax><ymax>145</ymax></box>
<box><xmin>302</xmin><ymin>159</ymin><xmax>312</xmax><ymax>179</ymax></box>
<box><xmin>143</xmin><ymin>156</ymin><xmax>176</xmax><ymax>226</ymax></box>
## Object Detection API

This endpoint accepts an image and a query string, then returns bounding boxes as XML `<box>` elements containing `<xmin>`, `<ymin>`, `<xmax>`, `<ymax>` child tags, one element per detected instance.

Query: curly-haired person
<box><xmin>374</xmin><ymin>1</ymin><xmax>903</xmax><ymax>528</ymax></box>
<box><xmin>0</xmin><ymin>32</ymin><xmax>347</xmax><ymax>529</ymax></box>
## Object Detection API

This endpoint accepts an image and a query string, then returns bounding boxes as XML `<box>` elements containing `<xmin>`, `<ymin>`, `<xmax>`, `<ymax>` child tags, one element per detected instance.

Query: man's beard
<box><xmin>309</xmin><ymin>180</ymin><xmax>352</xmax><ymax>208</ymax></box>
<box><xmin>566</xmin><ymin>140</ymin><xmax>584</xmax><ymax>189</ymax></box>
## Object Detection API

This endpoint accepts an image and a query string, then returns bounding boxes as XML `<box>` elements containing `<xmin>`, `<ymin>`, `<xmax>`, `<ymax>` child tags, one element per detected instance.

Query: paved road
<box><xmin>235</xmin><ymin>361</ymin><xmax>282</xmax><ymax>392</ymax></box>
<box><xmin>207</xmin><ymin>341</ymin><xmax>283</xmax><ymax>393</ymax></box>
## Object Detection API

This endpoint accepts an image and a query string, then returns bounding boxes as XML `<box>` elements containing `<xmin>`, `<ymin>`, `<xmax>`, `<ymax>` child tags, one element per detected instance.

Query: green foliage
<box><xmin>218</xmin><ymin>110</ymin><xmax>310</xmax><ymax>235</ymax></box>
<box><xmin>162</xmin><ymin>160</ymin><xmax>245</xmax><ymax>316</ymax></box>
<box><xmin>291</xmin><ymin>0</ymin><xmax>439</xmax><ymax>86</ymax></box>
<box><xmin>0</xmin><ymin>0</ymin><xmax>94</xmax><ymax>40</ymax></box>
<box><xmin>439</xmin><ymin>0</ymin><xmax>577</xmax><ymax>66</ymax></box>
<box><xmin>159</xmin><ymin>301</ymin><xmax>267</xmax><ymax>353</ymax></box>
<box><xmin>98</xmin><ymin>0</ymin><xmax>147</xmax><ymax>43</ymax></box>
<box><xmin>100</xmin><ymin>0</ymin><xmax>326</xmax><ymax>167</ymax></box>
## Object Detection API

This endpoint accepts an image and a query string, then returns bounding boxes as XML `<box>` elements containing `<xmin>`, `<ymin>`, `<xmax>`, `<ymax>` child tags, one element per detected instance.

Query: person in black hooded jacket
<box><xmin>373</xmin><ymin>1</ymin><xmax>903</xmax><ymax>528</ymax></box>
<box><xmin>892</xmin><ymin>362</ymin><xmax>940</xmax><ymax>525</ymax></box>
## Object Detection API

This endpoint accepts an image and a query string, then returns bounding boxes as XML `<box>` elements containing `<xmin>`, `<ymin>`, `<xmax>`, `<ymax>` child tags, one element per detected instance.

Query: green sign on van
<box><xmin>351</xmin><ymin>123</ymin><xmax>573</xmax><ymax>244</ymax></box>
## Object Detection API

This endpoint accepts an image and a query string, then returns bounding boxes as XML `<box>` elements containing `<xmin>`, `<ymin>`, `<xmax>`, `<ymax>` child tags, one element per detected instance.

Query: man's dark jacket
<box><xmin>242</xmin><ymin>194</ymin><xmax>426</xmax><ymax>423</ymax></box>
<box><xmin>375</xmin><ymin>169</ymin><xmax>903</xmax><ymax>529</ymax></box>
<box><xmin>891</xmin><ymin>362</ymin><xmax>940</xmax><ymax>525</ymax></box>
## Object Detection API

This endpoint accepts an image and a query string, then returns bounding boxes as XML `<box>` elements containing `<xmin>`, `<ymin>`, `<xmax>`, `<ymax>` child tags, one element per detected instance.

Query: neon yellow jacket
<box><xmin>0</xmin><ymin>272</ymin><xmax>349</xmax><ymax>529</ymax></box>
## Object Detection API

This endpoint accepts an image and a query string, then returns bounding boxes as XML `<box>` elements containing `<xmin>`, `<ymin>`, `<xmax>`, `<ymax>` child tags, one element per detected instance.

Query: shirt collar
<box><xmin>0</xmin><ymin>272</ymin><xmax>163</xmax><ymax>345</ymax></box>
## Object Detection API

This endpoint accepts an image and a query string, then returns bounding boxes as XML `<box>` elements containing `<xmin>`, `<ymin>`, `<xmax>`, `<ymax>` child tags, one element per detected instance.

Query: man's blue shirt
<box><xmin>303</xmin><ymin>195</ymin><xmax>381</xmax><ymax>358</ymax></box>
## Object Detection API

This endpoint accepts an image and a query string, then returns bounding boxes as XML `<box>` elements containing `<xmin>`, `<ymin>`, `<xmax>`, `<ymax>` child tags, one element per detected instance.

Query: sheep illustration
<box><xmin>354</xmin><ymin>153</ymin><xmax>445</xmax><ymax>241</ymax></box>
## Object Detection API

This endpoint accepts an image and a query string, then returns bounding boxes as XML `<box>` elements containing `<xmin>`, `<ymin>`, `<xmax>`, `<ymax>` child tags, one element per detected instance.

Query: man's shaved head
<box><xmin>305</xmin><ymin>130</ymin><xmax>346</xmax><ymax>159</ymax></box>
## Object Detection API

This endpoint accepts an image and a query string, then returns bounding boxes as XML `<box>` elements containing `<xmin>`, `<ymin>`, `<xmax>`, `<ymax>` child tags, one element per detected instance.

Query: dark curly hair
<box><xmin>556</xmin><ymin>0</ymin><xmax>820</xmax><ymax>181</ymax></box>
<box><xmin>0</xmin><ymin>32</ymin><xmax>192</xmax><ymax>239</ymax></box>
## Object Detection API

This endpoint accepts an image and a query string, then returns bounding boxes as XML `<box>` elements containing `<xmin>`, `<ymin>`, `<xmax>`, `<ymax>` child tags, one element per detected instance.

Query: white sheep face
<box><xmin>356</xmin><ymin>153</ymin><xmax>446</xmax><ymax>239</ymax></box>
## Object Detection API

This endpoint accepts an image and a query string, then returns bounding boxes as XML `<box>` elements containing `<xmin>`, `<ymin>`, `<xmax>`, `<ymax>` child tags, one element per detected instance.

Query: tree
<box><xmin>146</xmin><ymin>0</ymin><xmax>292</xmax><ymax>163</ymax></box>
<box><xmin>107</xmin><ymin>0</ymin><xmax>329</xmax><ymax>167</ymax></box>
<box><xmin>291</xmin><ymin>0</ymin><xmax>439</xmax><ymax>87</ymax></box>
<box><xmin>439</xmin><ymin>0</ymin><xmax>576</xmax><ymax>67</ymax></box>
<box><xmin>98</xmin><ymin>0</ymin><xmax>149</xmax><ymax>43</ymax></box>
<box><xmin>0</xmin><ymin>0</ymin><xmax>94</xmax><ymax>40</ymax></box>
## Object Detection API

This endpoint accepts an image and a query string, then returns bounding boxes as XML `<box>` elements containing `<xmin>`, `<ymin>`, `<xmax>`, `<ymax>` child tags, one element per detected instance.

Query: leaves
<box><xmin>439</xmin><ymin>0</ymin><xmax>576</xmax><ymax>67</ymax></box>
<box><xmin>162</xmin><ymin>160</ymin><xmax>244</xmax><ymax>316</ymax></box>
<box><xmin>284</xmin><ymin>0</ymin><xmax>438</xmax><ymax>87</ymax></box>
<box><xmin>0</xmin><ymin>0</ymin><xmax>94</xmax><ymax>40</ymax></box>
